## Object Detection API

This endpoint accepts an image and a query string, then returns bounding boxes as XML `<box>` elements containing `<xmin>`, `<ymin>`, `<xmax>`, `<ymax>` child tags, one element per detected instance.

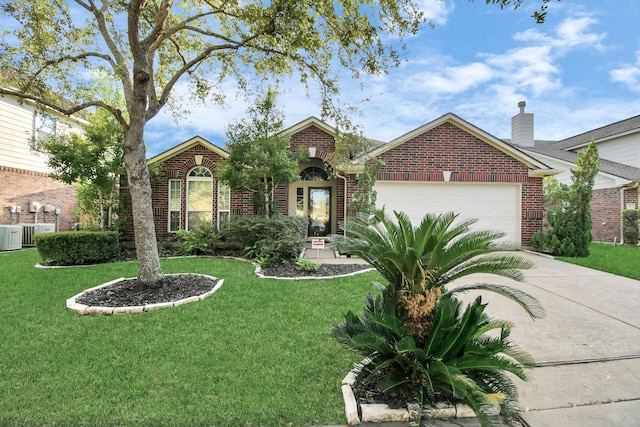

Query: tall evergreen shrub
<box><xmin>532</xmin><ymin>140</ymin><xmax>600</xmax><ymax>257</ymax></box>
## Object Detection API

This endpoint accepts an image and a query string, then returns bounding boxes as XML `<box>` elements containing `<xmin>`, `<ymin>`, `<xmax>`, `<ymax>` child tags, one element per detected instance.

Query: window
<box><xmin>34</xmin><ymin>112</ymin><xmax>58</xmax><ymax>141</ymax></box>
<box><xmin>168</xmin><ymin>180</ymin><xmax>181</xmax><ymax>232</ymax></box>
<box><xmin>300</xmin><ymin>166</ymin><xmax>329</xmax><ymax>181</ymax></box>
<box><xmin>218</xmin><ymin>181</ymin><xmax>230</xmax><ymax>228</ymax></box>
<box><xmin>187</xmin><ymin>166</ymin><xmax>213</xmax><ymax>230</ymax></box>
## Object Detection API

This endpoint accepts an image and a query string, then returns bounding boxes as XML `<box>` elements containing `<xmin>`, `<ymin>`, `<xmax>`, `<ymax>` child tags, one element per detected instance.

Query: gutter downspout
<box><xmin>620</xmin><ymin>182</ymin><xmax>639</xmax><ymax>245</ymax></box>
<box><xmin>335</xmin><ymin>170</ymin><xmax>348</xmax><ymax>236</ymax></box>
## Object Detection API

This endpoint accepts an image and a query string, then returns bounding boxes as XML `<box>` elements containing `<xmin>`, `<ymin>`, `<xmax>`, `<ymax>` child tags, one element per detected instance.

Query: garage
<box><xmin>374</xmin><ymin>181</ymin><xmax>522</xmax><ymax>245</ymax></box>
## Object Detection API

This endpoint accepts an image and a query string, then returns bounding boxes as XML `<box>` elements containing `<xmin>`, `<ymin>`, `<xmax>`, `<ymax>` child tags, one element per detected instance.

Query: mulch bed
<box><xmin>75</xmin><ymin>274</ymin><xmax>219</xmax><ymax>307</ymax></box>
<box><xmin>259</xmin><ymin>263</ymin><xmax>370</xmax><ymax>277</ymax></box>
<box><xmin>71</xmin><ymin>249</ymin><xmax>370</xmax><ymax>307</ymax></box>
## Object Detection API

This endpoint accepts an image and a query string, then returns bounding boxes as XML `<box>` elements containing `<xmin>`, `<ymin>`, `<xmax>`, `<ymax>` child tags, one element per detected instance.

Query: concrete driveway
<box><xmin>453</xmin><ymin>251</ymin><xmax>640</xmax><ymax>426</ymax></box>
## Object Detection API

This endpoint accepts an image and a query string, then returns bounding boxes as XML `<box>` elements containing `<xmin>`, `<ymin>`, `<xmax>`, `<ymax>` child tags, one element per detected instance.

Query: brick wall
<box><xmin>290</xmin><ymin>125</ymin><xmax>337</xmax><ymax>161</ymax></box>
<box><xmin>121</xmin><ymin>144</ymin><xmax>241</xmax><ymax>237</ymax></box>
<box><xmin>371</xmin><ymin>122</ymin><xmax>544</xmax><ymax>245</ymax></box>
<box><xmin>590</xmin><ymin>187</ymin><xmax>623</xmax><ymax>243</ymax></box>
<box><xmin>589</xmin><ymin>186</ymin><xmax>639</xmax><ymax>244</ymax></box>
<box><xmin>0</xmin><ymin>166</ymin><xmax>78</xmax><ymax>230</ymax></box>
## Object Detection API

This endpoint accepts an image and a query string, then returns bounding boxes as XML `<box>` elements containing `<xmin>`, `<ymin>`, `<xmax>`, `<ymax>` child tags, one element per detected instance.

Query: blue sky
<box><xmin>143</xmin><ymin>0</ymin><xmax>640</xmax><ymax>157</ymax></box>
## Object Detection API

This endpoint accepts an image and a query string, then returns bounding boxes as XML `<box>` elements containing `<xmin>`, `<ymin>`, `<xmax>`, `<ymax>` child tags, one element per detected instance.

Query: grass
<box><xmin>0</xmin><ymin>249</ymin><xmax>380</xmax><ymax>427</ymax></box>
<box><xmin>557</xmin><ymin>242</ymin><xmax>640</xmax><ymax>280</ymax></box>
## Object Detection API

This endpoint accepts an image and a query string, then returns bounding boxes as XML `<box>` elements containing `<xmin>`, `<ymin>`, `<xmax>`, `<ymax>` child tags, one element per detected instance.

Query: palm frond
<box><xmin>444</xmin><ymin>283</ymin><xmax>545</xmax><ymax>319</ymax></box>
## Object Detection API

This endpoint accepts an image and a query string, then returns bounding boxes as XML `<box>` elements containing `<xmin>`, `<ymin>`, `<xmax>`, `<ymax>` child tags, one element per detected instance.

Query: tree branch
<box><xmin>0</xmin><ymin>88</ymin><xmax>127</xmax><ymax>129</ymax></box>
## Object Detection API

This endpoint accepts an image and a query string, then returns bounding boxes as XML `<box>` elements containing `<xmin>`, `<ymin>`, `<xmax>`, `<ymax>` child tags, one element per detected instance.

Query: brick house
<box><xmin>512</xmin><ymin>104</ymin><xmax>640</xmax><ymax>244</ymax></box>
<box><xmin>128</xmin><ymin>114</ymin><xmax>554</xmax><ymax>247</ymax></box>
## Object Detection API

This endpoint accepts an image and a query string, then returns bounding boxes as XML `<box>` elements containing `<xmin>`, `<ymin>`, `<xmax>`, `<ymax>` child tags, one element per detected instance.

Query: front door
<box><xmin>308</xmin><ymin>187</ymin><xmax>331</xmax><ymax>237</ymax></box>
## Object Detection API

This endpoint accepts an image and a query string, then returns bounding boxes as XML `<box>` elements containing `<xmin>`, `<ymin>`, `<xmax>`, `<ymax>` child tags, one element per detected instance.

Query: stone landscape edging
<box><xmin>66</xmin><ymin>273</ymin><xmax>223</xmax><ymax>316</ymax></box>
<box><xmin>341</xmin><ymin>359</ymin><xmax>497</xmax><ymax>425</ymax></box>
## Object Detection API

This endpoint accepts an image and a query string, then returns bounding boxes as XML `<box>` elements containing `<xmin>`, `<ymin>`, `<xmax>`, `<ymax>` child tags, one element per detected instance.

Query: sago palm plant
<box><xmin>331</xmin><ymin>209</ymin><xmax>544</xmax><ymax>426</ymax></box>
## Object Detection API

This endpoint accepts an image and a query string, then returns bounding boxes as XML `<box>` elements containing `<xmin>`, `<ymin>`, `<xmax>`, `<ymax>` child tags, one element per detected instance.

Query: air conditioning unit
<box><xmin>0</xmin><ymin>225</ymin><xmax>23</xmax><ymax>251</ymax></box>
<box><xmin>19</xmin><ymin>223</ymin><xmax>55</xmax><ymax>247</ymax></box>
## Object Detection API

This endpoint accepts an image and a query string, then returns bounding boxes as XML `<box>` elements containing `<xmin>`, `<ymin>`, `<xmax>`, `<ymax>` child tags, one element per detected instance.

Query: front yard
<box><xmin>0</xmin><ymin>249</ymin><xmax>377</xmax><ymax>427</ymax></box>
<box><xmin>558</xmin><ymin>242</ymin><xmax>640</xmax><ymax>280</ymax></box>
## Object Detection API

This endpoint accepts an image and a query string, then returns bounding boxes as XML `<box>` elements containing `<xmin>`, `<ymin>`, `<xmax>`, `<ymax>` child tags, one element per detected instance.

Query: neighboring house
<box><xmin>130</xmin><ymin>114</ymin><xmax>556</xmax><ymax>246</ymax></box>
<box><xmin>510</xmin><ymin>103</ymin><xmax>640</xmax><ymax>244</ymax></box>
<box><xmin>0</xmin><ymin>92</ymin><xmax>87</xmax><ymax>232</ymax></box>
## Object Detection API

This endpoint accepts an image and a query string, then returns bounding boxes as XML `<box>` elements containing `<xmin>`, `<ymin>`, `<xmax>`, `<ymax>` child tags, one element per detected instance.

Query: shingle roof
<box><xmin>553</xmin><ymin>115</ymin><xmax>640</xmax><ymax>150</ymax></box>
<box><xmin>525</xmin><ymin>141</ymin><xmax>640</xmax><ymax>181</ymax></box>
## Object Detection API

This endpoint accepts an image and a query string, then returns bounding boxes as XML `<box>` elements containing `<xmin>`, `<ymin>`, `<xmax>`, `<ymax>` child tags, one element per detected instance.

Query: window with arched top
<box><xmin>300</xmin><ymin>166</ymin><xmax>329</xmax><ymax>181</ymax></box>
<box><xmin>187</xmin><ymin>166</ymin><xmax>213</xmax><ymax>230</ymax></box>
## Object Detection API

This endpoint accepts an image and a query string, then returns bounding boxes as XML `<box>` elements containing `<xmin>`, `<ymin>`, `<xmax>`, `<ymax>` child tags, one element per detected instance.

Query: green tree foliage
<box><xmin>348</xmin><ymin>159</ymin><xmax>383</xmax><ymax>217</ymax></box>
<box><xmin>218</xmin><ymin>88</ymin><xmax>303</xmax><ymax>217</ymax></box>
<box><xmin>483</xmin><ymin>0</ymin><xmax>559</xmax><ymax>23</ymax></box>
<box><xmin>31</xmin><ymin>111</ymin><xmax>124</xmax><ymax>231</ymax></box>
<box><xmin>0</xmin><ymin>0</ymin><xmax>433</xmax><ymax>285</ymax></box>
<box><xmin>532</xmin><ymin>140</ymin><xmax>600</xmax><ymax>257</ymax></box>
<box><xmin>331</xmin><ymin>210</ymin><xmax>543</xmax><ymax>425</ymax></box>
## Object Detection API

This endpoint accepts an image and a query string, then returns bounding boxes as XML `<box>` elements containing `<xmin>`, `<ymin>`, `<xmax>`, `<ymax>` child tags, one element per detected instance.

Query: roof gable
<box><xmin>367</xmin><ymin>113</ymin><xmax>553</xmax><ymax>172</ymax></box>
<box><xmin>148</xmin><ymin>136</ymin><xmax>228</xmax><ymax>164</ymax></box>
<box><xmin>282</xmin><ymin>116</ymin><xmax>338</xmax><ymax>137</ymax></box>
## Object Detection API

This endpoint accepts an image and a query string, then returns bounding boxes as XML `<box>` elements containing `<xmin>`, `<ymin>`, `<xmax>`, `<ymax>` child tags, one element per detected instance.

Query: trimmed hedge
<box><xmin>34</xmin><ymin>231</ymin><xmax>120</xmax><ymax>265</ymax></box>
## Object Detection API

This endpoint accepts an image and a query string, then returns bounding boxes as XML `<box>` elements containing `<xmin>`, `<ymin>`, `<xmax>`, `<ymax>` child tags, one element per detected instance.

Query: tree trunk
<box><xmin>98</xmin><ymin>188</ymin><xmax>105</xmax><ymax>231</ymax></box>
<box><xmin>123</xmin><ymin>119</ymin><xmax>164</xmax><ymax>287</ymax></box>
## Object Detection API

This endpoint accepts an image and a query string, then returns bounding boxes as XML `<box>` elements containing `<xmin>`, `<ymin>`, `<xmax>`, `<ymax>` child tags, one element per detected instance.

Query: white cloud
<box><xmin>411</xmin><ymin>62</ymin><xmax>493</xmax><ymax>95</ymax></box>
<box><xmin>555</xmin><ymin>16</ymin><xmax>606</xmax><ymax>50</ymax></box>
<box><xmin>417</xmin><ymin>0</ymin><xmax>454</xmax><ymax>26</ymax></box>
<box><xmin>611</xmin><ymin>51</ymin><xmax>640</xmax><ymax>92</ymax></box>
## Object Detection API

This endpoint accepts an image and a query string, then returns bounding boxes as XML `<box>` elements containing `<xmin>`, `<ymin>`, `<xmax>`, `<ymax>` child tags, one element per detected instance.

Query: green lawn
<box><xmin>558</xmin><ymin>242</ymin><xmax>640</xmax><ymax>280</ymax></box>
<box><xmin>0</xmin><ymin>249</ymin><xmax>378</xmax><ymax>427</ymax></box>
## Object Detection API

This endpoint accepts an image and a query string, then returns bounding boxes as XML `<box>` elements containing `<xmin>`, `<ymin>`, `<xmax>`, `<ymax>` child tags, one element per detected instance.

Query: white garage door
<box><xmin>374</xmin><ymin>181</ymin><xmax>521</xmax><ymax>244</ymax></box>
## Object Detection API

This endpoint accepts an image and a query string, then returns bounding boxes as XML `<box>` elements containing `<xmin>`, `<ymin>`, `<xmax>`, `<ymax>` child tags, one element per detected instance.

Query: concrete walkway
<box><xmin>307</xmin><ymin>246</ymin><xmax>640</xmax><ymax>426</ymax></box>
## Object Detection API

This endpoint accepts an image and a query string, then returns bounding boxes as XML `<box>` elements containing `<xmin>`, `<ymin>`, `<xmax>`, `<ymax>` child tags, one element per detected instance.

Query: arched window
<box><xmin>300</xmin><ymin>166</ymin><xmax>329</xmax><ymax>181</ymax></box>
<box><xmin>187</xmin><ymin>166</ymin><xmax>213</xmax><ymax>230</ymax></box>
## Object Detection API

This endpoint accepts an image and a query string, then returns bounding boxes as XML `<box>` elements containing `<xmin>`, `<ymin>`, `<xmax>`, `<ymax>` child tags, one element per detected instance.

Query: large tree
<box><xmin>0</xmin><ymin>0</ymin><xmax>552</xmax><ymax>286</ymax></box>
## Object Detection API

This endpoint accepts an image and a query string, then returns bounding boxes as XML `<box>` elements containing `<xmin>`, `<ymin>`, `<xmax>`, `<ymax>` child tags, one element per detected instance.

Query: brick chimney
<box><xmin>511</xmin><ymin>101</ymin><xmax>534</xmax><ymax>147</ymax></box>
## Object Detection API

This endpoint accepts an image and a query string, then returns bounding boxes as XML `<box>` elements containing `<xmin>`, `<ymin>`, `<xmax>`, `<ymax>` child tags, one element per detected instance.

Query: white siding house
<box><xmin>0</xmin><ymin>93</ymin><xmax>88</xmax><ymax>231</ymax></box>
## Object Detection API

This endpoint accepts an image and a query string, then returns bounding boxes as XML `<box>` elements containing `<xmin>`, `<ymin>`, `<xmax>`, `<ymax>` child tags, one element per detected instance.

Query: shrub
<box><xmin>176</xmin><ymin>222</ymin><xmax>220</xmax><ymax>255</ymax></box>
<box><xmin>622</xmin><ymin>209</ymin><xmax>640</xmax><ymax>245</ymax></box>
<box><xmin>331</xmin><ymin>210</ymin><xmax>543</xmax><ymax>426</ymax></box>
<box><xmin>295</xmin><ymin>257</ymin><xmax>320</xmax><ymax>272</ymax></box>
<box><xmin>176</xmin><ymin>222</ymin><xmax>243</xmax><ymax>256</ymax></box>
<box><xmin>532</xmin><ymin>141</ymin><xmax>599</xmax><ymax>257</ymax></box>
<box><xmin>34</xmin><ymin>231</ymin><xmax>120</xmax><ymax>265</ymax></box>
<box><xmin>224</xmin><ymin>215</ymin><xmax>307</xmax><ymax>265</ymax></box>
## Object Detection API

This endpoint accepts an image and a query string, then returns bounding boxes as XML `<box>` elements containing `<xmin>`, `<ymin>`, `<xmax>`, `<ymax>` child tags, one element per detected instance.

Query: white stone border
<box><xmin>66</xmin><ymin>273</ymin><xmax>223</xmax><ymax>316</ymax></box>
<box><xmin>341</xmin><ymin>359</ymin><xmax>497</xmax><ymax>425</ymax></box>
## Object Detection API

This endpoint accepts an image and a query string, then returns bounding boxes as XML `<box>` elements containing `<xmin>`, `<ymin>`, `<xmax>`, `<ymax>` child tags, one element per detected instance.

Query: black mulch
<box><xmin>75</xmin><ymin>274</ymin><xmax>219</xmax><ymax>307</ymax></box>
<box><xmin>72</xmin><ymin>248</ymin><xmax>371</xmax><ymax>308</ymax></box>
<box><xmin>259</xmin><ymin>263</ymin><xmax>371</xmax><ymax>277</ymax></box>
